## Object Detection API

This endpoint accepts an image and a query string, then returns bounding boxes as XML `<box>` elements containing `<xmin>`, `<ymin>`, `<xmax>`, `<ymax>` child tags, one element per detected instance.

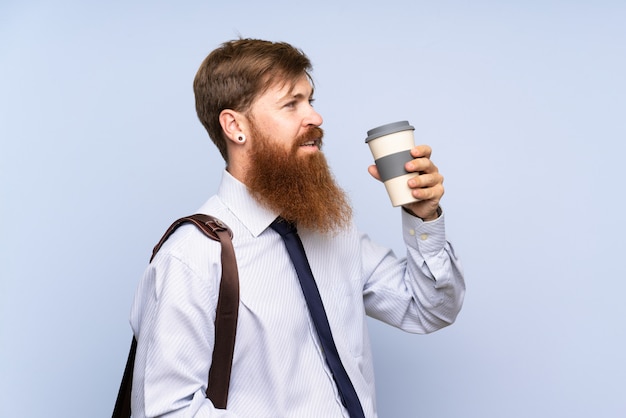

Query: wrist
<box><xmin>421</xmin><ymin>205</ymin><xmax>442</xmax><ymax>222</ymax></box>
<box><xmin>403</xmin><ymin>205</ymin><xmax>442</xmax><ymax>222</ymax></box>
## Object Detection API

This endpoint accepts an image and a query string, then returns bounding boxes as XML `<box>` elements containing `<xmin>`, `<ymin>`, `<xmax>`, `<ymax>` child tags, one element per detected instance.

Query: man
<box><xmin>129</xmin><ymin>38</ymin><xmax>465</xmax><ymax>417</ymax></box>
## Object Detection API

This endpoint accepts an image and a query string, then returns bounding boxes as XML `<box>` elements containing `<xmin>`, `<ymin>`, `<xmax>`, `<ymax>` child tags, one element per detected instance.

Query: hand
<box><xmin>368</xmin><ymin>145</ymin><xmax>444</xmax><ymax>221</ymax></box>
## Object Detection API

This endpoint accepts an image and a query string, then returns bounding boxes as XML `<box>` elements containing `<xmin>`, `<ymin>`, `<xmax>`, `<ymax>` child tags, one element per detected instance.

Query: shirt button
<box><xmin>420</xmin><ymin>233</ymin><xmax>429</xmax><ymax>241</ymax></box>
<box><xmin>408</xmin><ymin>229</ymin><xmax>415</xmax><ymax>236</ymax></box>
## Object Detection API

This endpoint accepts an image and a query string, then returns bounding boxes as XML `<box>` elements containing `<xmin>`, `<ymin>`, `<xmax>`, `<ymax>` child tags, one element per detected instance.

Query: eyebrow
<box><xmin>277</xmin><ymin>83</ymin><xmax>314</xmax><ymax>103</ymax></box>
<box><xmin>278</xmin><ymin>91</ymin><xmax>313</xmax><ymax>102</ymax></box>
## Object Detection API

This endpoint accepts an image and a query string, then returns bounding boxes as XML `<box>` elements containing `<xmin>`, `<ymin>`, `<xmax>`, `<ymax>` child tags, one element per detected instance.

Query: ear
<box><xmin>219</xmin><ymin>109</ymin><xmax>248</xmax><ymax>145</ymax></box>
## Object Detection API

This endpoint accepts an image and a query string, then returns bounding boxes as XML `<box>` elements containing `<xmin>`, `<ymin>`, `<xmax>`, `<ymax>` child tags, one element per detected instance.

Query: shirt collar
<box><xmin>216</xmin><ymin>170</ymin><xmax>278</xmax><ymax>237</ymax></box>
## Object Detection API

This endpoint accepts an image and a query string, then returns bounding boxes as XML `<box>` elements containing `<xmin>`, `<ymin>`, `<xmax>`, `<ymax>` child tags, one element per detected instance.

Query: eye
<box><xmin>284</xmin><ymin>101</ymin><xmax>297</xmax><ymax>109</ymax></box>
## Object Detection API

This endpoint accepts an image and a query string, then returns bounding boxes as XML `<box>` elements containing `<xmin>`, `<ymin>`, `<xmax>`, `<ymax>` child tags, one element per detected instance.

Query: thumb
<box><xmin>368</xmin><ymin>164</ymin><xmax>382</xmax><ymax>181</ymax></box>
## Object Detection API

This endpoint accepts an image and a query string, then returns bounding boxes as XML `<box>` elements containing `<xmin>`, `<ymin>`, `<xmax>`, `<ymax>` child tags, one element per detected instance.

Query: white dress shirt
<box><xmin>129</xmin><ymin>170</ymin><xmax>465</xmax><ymax>418</ymax></box>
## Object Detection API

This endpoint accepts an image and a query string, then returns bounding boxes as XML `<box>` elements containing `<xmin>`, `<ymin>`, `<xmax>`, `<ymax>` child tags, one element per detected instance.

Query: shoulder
<box><xmin>149</xmin><ymin>216</ymin><xmax>224</xmax><ymax>281</ymax></box>
<box><xmin>153</xmin><ymin>194</ymin><xmax>232</xmax><ymax>267</ymax></box>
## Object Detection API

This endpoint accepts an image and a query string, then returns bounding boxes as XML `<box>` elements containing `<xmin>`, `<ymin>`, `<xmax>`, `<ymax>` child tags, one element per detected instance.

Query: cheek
<box><xmin>271</xmin><ymin>123</ymin><xmax>301</xmax><ymax>144</ymax></box>
<box><xmin>251</xmin><ymin>113</ymin><xmax>301</xmax><ymax>145</ymax></box>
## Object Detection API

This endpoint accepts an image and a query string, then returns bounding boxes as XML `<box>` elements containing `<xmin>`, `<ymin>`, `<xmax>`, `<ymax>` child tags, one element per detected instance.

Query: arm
<box><xmin>130</xmin><ymin>236</ymin><xmax>240</xmax><ymax>417</ymax></box>
<box><xmin>361</xmin><ymin>211</ymin><xmax>465</xmax><ymax>332</ymax></box>
<box><xmin>364</xmin><ymin>145</ymin><xmax>465</xmax><ymax>331</ymax></box>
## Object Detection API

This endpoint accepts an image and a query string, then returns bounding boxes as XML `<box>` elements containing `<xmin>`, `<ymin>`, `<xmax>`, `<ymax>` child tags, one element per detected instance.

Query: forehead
<box><xmin>260</xmin><ymin>74</ymin><xmax>314</xmax><ymax>102</ymax></box>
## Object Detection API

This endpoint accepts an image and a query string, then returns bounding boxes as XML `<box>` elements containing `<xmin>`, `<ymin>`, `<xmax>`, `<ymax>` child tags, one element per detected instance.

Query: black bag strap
<box><xmin>112</xmin><ymin>214</ymin><xmax>239</xmax><ymax>417</ymax></box>
<box><xmin>112</xmin><ymin>337</ymin><xmax>136</xmax><ymax>417</ymax></box>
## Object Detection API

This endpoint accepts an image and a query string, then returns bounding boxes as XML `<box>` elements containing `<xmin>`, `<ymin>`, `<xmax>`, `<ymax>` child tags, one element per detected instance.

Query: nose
<box><xmin>305</xmin><ymin>105</ymin><xmax>323</xmax><ymax>127</ymax></box>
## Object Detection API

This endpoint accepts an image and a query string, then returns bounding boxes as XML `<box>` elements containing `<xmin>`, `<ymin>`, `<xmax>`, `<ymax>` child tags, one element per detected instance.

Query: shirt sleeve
<box><xmin>130</xmin><ymin>245</ymin><xmax>241</xmax><ymax>418</ymax></box>
<box><xmin>362</xmin><ymin>209</ymin><xmax>465</xmax><ymax>333</ymax></box>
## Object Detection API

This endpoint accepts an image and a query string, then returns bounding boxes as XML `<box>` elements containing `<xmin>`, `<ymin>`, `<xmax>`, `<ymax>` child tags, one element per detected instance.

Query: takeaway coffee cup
<box><xmin>365</xmin><ymin>120</ymin><xmax>418</xmax><ymax>207</ymax></box>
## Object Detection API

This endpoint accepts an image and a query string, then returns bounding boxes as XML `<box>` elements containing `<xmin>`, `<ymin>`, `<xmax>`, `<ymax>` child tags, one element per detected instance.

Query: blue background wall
<box><xmin>2</xmin><ymin>1</ymin><xmax>625</xmax><ymax>416</ymax></box>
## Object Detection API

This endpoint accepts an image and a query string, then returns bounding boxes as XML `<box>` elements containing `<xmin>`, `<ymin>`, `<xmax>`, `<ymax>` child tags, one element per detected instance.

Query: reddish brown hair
<box><xmin>193</xmin><ymin>38</ymin><xmax>313</xmax><ymax>162</ymax></box>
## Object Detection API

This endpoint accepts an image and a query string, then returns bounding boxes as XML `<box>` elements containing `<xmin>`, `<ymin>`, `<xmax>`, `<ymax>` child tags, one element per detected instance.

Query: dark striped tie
<box><xmin>270</xmin><ymin>218</ymin><xmax>366</xmax><ymax>418</ymax></box>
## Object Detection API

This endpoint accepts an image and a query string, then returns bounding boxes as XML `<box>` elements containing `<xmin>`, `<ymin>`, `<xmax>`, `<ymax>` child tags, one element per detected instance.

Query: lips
<box><xmin>297</xmin><ymin>126</ymin><xmax>324</xmax><ymax>150</ymax></box>
<box><xmin>300</xmin><ymin>139</ymin><xmax>321</xmax><ymax>148</ymax></box>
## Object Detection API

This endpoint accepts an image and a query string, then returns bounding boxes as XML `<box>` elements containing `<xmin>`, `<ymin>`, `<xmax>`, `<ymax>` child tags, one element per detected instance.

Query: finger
<box><xmin>410</xmin><ymin>144</ymin><xmax>432</xmax><ymax>159</ymax></box>
<box><xmin>411</xmin><ymin>182</ymin><xmax>445</xmax><ymax>202</ymax></box>
<box><xmin>408</xmin><ymin>172</ymin><xmax>444</xmax><ymax>189</ymax></box>
<box><xmin>406</xmin><ymin>156</ymin><xmax>438</xmax><ymax>174</ymax></box>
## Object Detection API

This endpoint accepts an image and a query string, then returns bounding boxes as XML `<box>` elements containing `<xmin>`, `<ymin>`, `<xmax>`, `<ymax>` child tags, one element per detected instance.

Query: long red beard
<box><xmin>245</xmin><ymin>125</ymin><xmax>352</xmax><ymax>234</ymax></box>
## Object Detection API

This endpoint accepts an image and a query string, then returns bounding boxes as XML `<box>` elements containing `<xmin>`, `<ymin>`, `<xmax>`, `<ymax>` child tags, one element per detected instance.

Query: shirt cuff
<box><xmin>401</xmin><ymin>208</ymin><xmax>446</xmax><ymax>257</ymax></box>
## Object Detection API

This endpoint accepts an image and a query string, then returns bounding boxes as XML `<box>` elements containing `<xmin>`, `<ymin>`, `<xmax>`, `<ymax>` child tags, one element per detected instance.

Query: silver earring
<box><xmin>237</xmin><ymin>134</ymin><xmax>246</xmax><ymax>143</ymax></box>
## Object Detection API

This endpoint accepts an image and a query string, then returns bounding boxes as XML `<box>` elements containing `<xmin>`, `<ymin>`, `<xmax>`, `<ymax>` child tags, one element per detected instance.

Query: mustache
<box><xmin>295</xmin><ymin>126</ymin><xmax>324</xmax><ymax>147</ymax></box>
